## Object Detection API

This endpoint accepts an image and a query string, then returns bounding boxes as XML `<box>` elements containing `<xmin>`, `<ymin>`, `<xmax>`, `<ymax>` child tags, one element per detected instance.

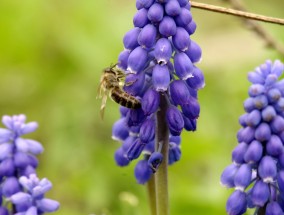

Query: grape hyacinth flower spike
<box><xmin>0</xmin><ymin>114</ymin><xmax>59</xmax><ymax>214</ymax></box>
<box><xmin>220</xmin><ymin>60</ymin><xmax>284</xmax><ymax>215</ymax></box>
<box><xmin>111</xmin><ymin>0</ymin><xmax>204</xmax><ymax>214</ymax></box>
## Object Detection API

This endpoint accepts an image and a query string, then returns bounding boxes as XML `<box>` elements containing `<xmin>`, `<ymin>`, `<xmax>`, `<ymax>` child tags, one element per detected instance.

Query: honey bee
<box><xmin>97</xmin><ymin>64</ymin><xmax>141</xmax><ymax>118</ymax></box>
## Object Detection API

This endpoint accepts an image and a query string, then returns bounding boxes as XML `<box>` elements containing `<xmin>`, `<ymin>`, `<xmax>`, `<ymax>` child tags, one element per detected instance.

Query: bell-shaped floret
<box><xmin>152</xmin><ymin>64</ymin><xmax>171</xmax><ymax>92</ymax></box>
<box><xmin>174</xmin><ymin>52</ymin><xmax>193</xmax><ymax>80</ymax></box>
<box><xmin>134</xmin><ymin>159</ymin><xmax>153</xmax><ymax>184</ymax></box>
<box><xmin>226</xmin><ymin>190</ymin><xmax>247</xmax><ymax>215</ymax></box>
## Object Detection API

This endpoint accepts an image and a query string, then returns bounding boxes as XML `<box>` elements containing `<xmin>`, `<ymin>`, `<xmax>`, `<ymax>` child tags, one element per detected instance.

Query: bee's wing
<box><xmin>100</xmin><ymin>92</ymin><xmax>108</xmax><ymax>119</ymax></box>
<box><xmin>96</xmin><ymin>79</ymin><xmax>104</xmax><ymax>99</ymax></box>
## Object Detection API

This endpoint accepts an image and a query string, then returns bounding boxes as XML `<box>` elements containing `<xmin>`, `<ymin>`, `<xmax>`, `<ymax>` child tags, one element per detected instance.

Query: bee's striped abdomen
<box><xmin>111</xmin><ymin>87</ymin><xmax>141</xmax><ymax>109</ymax></box>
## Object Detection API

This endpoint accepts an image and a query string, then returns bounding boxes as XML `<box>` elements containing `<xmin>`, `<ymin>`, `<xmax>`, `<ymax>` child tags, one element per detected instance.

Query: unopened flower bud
<box><xmin>138</xmin><ymin>24</ymin><xmax>157</xmax><ymax>49</ymax></box>
<box><xmin>159</xmin><ymin>16</ymin><xmax>177</xmax><ymax>37</ymax></box>
<box><xmin>148</xmin><ymin>3</ymin><xmax>164</xmax><ymax>23</ymax></box>
<box><xmin>172</xmin><ymin>27</ymin><xmax>190</xmax><ymax>51</ymax></box>
<box><xmin>133</xmin><ymin>8</ymin><xmax>149</xmax><ymax>28</ymax></box>
<box><xmin>166</xmin><ymin>106</ymin><xmax>184</xmax><ymax>136</ymax></box>
<box><xmin>142</xmin><ymin>88</ymin><xmax>160</xmax><ymax>116</ymax></box>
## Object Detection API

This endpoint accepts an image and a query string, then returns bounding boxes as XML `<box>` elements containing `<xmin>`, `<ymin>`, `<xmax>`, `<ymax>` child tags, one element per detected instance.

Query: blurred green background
<box><xmin>0</xmin><ymin>0</ymin><xmax>283</xmax><ymax>214</ymax></box>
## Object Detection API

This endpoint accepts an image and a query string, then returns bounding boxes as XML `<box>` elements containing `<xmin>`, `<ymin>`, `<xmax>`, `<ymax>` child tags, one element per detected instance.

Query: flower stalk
<box><xmin>147</xmin><ymin>175</ymin><xmax>157</xmax><ymax>215</ymax></box>
<box><xmin>155</xmin><ymin>94</ymin><xmax>169</xmax><ymax>215</ymax></box>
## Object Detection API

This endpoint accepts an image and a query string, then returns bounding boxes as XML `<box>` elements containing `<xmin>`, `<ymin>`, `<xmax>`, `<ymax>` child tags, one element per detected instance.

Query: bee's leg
<box><xmin>125</xmin><ymin>79</ymin><xmax>137</xmax><ymax>86</ymax></box>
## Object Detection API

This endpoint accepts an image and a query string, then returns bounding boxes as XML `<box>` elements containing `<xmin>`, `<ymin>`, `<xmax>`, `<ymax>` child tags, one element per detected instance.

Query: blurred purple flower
<box><xmin>221</xmin><ymin>60</ymin><xmax>284</xmax><ymax>215</ymax></box>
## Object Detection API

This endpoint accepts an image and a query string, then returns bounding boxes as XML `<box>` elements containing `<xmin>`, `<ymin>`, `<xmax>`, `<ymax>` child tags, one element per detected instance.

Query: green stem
<box><xmin>155</xmin><ymin>93</ymin><xmax>169</xmax><ymax>215</ymax></box>
<box><xmin>147</xmin><ymin>175</ymin><xmax>157</xmax><ymax>215</ymax></box>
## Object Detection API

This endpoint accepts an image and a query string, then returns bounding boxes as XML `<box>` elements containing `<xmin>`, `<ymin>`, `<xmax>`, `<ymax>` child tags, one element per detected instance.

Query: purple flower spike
<box><xmin>221</xmin><ymin>60</ymin><xmax>284</xmax><ymax>214</ymax></box>
<box><xmin>174</xmin><ymin>52</ymin><xmax>193</xmax><ymax>80</ymax></box>
<box><xmin>135</xmin><ymin>159</ymin><xmax>153</xmax><ymax>184</ymax></box>
<box><xmin>114</xmin><ymin>0</ymin><xmax>204</xmax><ymax>184</ymax></box>
<box><xmin>165</xmin><ymin>0</ymin><xmax>181</xmax><ymax>16</ymax></box>
<box><xmin>127</xmin><ymin>46</ymin><xmax>148</xmax><ymax>74</ymax></box>
<box><xmin>226</xmin><ymin>190</ymin><xmax>247</xmax><ymax>215</ymax></box>
<box><xmin>127</xmin><ymin>139</ymin><xmax>145</xmax><ymax>160</ymax></box>
<box><xmin>234</xmin><ymin>164</ymin><xmax>252</xmax><ymax>191</ymax></box>
<box><xmin>172</xmin><ymin>27</ymin><xmax>190</xmax><ymax>51</ymax></box>
<box><xmin>148</xmin><ymin>152</ymin><xmax>163</xmax><ymax>172</ymax></box>
<box><xmin>138</xmin><ymin>24</ymin><xmax>157</xmax><ymax>49</ymax></box>
<box><xmin>266</xmin><ymin>202</ymin><xmax>284</xmax><ymax>215</ymax></box>
<box><xmin>266</xmin><ymin>135</ymin><xmax>283</xmax><ymax>156</ymax></box>
<box><xmin>139</xmin><ymin>118</ymin><xmax>155</xmax><ymax>143</ymax></box>
<box><xmin>220</xmin><ymin>164</ymin><xmax>238</xmax><ymax>188</ymax></box>
<box><xmin>123</xmin><ymin>28</ymin><xmax>140</xmax><ymax>51</ymax></box>
<box><xmin>169</xmin><ymin>80</ymin><xmax>190</xmax><ymax>106</ymax></box>
<box><xmin>152</xmin><ymin>64</ymin><xmax>171</xmax><ymax>92</ymax></box>
<box><xmin>154</xmin><ymin>38</ymin><xmax>173</xmax><ymax>65</ymax></box>
<box><xmin>142</xmin><ymin>88</ymin><xmax>160</xmax><ymax>116</ymax></box>
<box><xmin>159</xmin><ymin>16</ymin><xmax>177</xmax><ymax>37</ymax></box>
<box><xmin>115</xmin><ymin>147</ymin><xmax>130</xmax><ymax>167</ymax></box>
<box><xmin>148</xmin><ymin>3</ymin><xmax>164</xmax><ymax>23</ymax></box>
<box><xmin>133</xmin><ymin>8</ymin><xmax>149</xmax><ymax>28</ymax></box>
<box><xmin>166</xmin><ymin>106</ymin><xmax>184</xmax><ymax>136</ymax></box>
<box><xmin>174</xmin><ymin>8</ymin><xmax>192</xmax><ymax>27</ymax></box>
<box><xmin>244</xmin><ymin>140</ymin><xmax>263</xmax><ymax>163</ymax></box>
<box><xmin>258</xmin><ymin>156</ymin><xmax>277</xmax><ymax>182</ymax></box>
<box><xmin>250</xmin><ymin>180</ymin><xmax>270</xmax><ymax>207</ymax></box>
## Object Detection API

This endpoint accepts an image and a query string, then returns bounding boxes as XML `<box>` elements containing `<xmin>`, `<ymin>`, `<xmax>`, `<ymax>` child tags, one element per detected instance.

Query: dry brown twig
<box><xmin>190</xmin><ymin>0</ymin><xmax>284</xmax><ymax>56</ymax></box>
